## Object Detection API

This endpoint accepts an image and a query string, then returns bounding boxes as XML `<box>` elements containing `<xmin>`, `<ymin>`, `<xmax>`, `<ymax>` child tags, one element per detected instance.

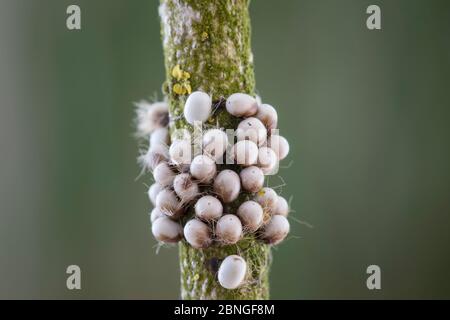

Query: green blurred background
<box><xmin>1</xmin><ymin>0</ymin><xmax>449</xmax><ymax>299</ymax></box>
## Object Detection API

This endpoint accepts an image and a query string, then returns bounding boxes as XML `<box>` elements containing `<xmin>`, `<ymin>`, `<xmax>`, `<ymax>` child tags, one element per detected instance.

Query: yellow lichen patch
<box><xmin>173</xmin><ymin>83</ymin><xmax>184</xmax><ymax>95</ymax></box>
<box><xmin>171</xmin><ymin>65</ymin><xmax>192</xmax><ymax>96</ymax></box>
<box><xmin>172</xmin><ymin>64</ymin><xmax>183</xmax><ymax>81</ymax></box>
<box><xmin>201</xmin><ymin>31</ymin><xmax>209</xmax><ymax>41</ymax></box>
<box><xmin>173</xmin><ymin>83</ymin><xmax>192</xmax><ymax>95</ymax></box>
<box><xmin>172</xmin><ymin>64</ymin><xmax>191</xmax><ymax>81</ymax></box>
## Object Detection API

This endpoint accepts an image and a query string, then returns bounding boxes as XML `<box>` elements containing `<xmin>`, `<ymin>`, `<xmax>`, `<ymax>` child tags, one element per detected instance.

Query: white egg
<box><xmin>184</xmin><ymin>91</ymin><xmax>212</xmax><ymax>125</ymax></box>
<box><xmin>236</xmin><ymin>117</ymin><xmax>267</xmax><ymax>146</ymax></box>
<box><xmin>262</xmin><ymin>215</ymin><xmax>290</xmax><ymax>245</ymax></box>
<box><xmin>213</xmin><ymin>170</ymin><xmax>241</xmax><ymax>203</ymax></box>
<box><xmin>239</xmin><ymin>166</ymin><xmax>264</xmax><ymax>193</ymax></box>
<box><xmin>255</xmin><ymin>94</ymin><xmax>262</xmax><ymax>106</ymax></box>
<box><xmin>171</xmin><ymin>128</ymin><xmax>192</xmax><ymax>142</ymax></box>
<box><xmin>153</xmin><ymin>162</ymin><xmax>176</xmax><ymax>187</ymax></box>
<box><xmin>148</xmin><ymin>183</ymin><xmax>164</xmax><ymax>206</ymax></box>
<box><xmin>275</xmin><ymin>196</ymin><xmax>289</xmax><ymax>217</ymax></box>
<box><xmin>173</xmin><ymin>173</ymin><xmax>199</xmax><ymax>203</ymax></box>
<box><xmin>190</xmin><ymin>155</ymin><xmax>217</xmax><ymax>183</ymax></box>
<box><xmin>202</xmin><ymin>129</ymin><xmax>228</xmax><ymax>161</ymax></box>
<box><xmin>156</xmin><ymin>189</ymin><xmax>182</xmax><ymax>218</ymax></box>
<box><xmin>232</xmin><ymin>140</ymin><xmax>258</xmax><ymax>166</ymax></box>
<box><xmin>151</xmin><ymin>216</ymin><xmax>183</xmax><ymax>243</ymax></box>
<box><xmin>140</xmin><ymin>145</ymin><xmax>168</xmax><ymax>171</ymax></box>
<box><xmin>267</xmin><ymin>135</ymin><xmax>290</xmax><ymax>160</ymax></box>
<box><xmin>195</xmin><ymin>195</ymin><xmax>223</xmax><ymax>221</ymax></box>
<box><xmin>226</xmin><ymin>93</ymin><xmax>258</xmax><ymax>117</ymax></box>
<box><xmin>216</xmin><ymin>214</ymin><xmax>243</xmax><ymax>244</ymax></box>
<box><xmin>254</xmin><ymin>187</ymin><xmax>278</xmax><ymax>215</ymax></box>
<box><xmin>255</xmin><ymin>104</ymin><xmax>278</xmax><ymax>130</ymax></box>
<box><xmin>150</xmin><ymin>207</ymin><xmax>165</xmax><ymax>223</ymax></box>
<box><xmin>183</xmin><ymin>219</ymin><xmax>212</xmax><ymax>249</ymax></box>
<box><xmin>257</xmin><ymin>147</ymin><xmax>279</xmax><ymax>175</ymax></box>
<box><xmin>236</xmin><ymin>201</ymin><xmax>264</xmax><ymax>232</ymax></box>
<box><xmin>169</xmin><ymin>139</ymin><xmax>192</xmax><ymax>165</ymax></box>
<box><xmin>218</xmin><ymin>255</ymin><xmax>247</xmax><ymax>290</ymax></box>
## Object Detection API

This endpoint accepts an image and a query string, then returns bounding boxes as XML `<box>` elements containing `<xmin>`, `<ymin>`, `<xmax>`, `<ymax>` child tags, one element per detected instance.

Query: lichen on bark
<box><xmin>159</xmin><ymin>0</ymin><xmax>271</xmax><ymax>300</ymax></box>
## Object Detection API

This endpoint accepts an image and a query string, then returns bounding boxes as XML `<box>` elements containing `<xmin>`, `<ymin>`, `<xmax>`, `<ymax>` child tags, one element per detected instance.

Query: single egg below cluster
<box><xmin>137</xmin><ymin>91</ymin><xmax>292</xmax><ymax>291</ymax></box>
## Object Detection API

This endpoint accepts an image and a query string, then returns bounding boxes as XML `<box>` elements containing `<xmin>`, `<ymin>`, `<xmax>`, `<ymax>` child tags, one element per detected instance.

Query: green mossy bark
<box><xmin>159</xmin><ymin>0</ymin><xmax>271</xmax><ymax>300</ymax></box>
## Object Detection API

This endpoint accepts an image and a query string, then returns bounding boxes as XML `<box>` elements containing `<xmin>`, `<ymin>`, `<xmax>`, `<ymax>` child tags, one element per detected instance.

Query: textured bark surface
<box><xmin>159</xmin><ymin>0</ymin><xmax>271</xmax><ymax>300</ymax></box>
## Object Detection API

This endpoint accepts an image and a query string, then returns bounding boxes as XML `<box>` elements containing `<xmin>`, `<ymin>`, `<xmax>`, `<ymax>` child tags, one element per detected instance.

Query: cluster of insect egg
<box><xmin>137</xmin><ymin>91</ymin><xmax>290</xmax><ymax>290</ymax></box>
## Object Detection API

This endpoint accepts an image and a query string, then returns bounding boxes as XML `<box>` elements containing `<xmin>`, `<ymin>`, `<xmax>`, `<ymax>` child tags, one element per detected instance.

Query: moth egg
<box><xmin>155</xmin><ymin>189</ymin><xmax>182</xmax><ymax>218</ymax></box>
<box><xmin>150</xmin><ymin>207</ymin><xmax>165</xmax><ymax>223</ymax></box>
<box><xmin>237</xmin><ymin>201</ymin><xmax>264</xmax><ymax>233</ymax></box>
<box><xmin>151</xmin><ymin>216</ymin><xmax>183</xmax><ymax>243</ymax></box>
<box><xmin>213</xmin><ymin>170</ymin><xmax>241</xmax><ymax>203</ymax></box>
<box><xmin>153</xmin><ymin>162</ymin><xmax>176</xmax><ymax>187</ymax></box>
<box><xmin>171</xmin><ymin>128</ymin><xmax>192</xmax><ymax>142</ymax></box>
<box><xmin>195</xmin><ymin>195</ymin><xmax>223</xmax><ymax>221</ymax></box>
<box><xmin>218</xmin><ymin>255</ymin><xmax>247</xmax><ymax>290</ymax></box>
<box><xmin>140</xmin><ymin>145</ymin><xmax>168</xmax><ymax>171</ymax></box>
<box><xmin>240</xmin><ymin>166</ymin><xmax>264</xmax><ymax>193</ymax></box>
<box><xmin>149</xmin><ymin>142</ymin><xmax>169</xmax><ymax>155</ymax></box>
<box><xmin>226</xmin><ymin>93</ymin><xmax>258</xmax><ymax>117</ymax></box>
<box><xmin>232</xmin><ymin>140</ymin><xmax>258</xmax><ymax>166</ymax></box>
<box><xmin>184</xmin><ymin>91</ymin><xmax>212</xmax><ymax>125</ymax></box>
<box><xmin>262</xmin><ymin>215</ymin><xmax>290</xmax><ymax>245</ymax></box>
<box><xmin>190</xmin><ymin>155</ymin><xmax>217</xmax><ymax>183</ymax></box>
<box><xmin>255</xmin><ymin>104</ymin><xmax>278</xmax><ymax>130</ymax></box>
<box><xmin>236</xmin><ymin>117</ymin><xmax>267</xmax><ymax>146</ymax></box>
<box><xmin>216</xmin><ymin>214</ymin><xmax>243</xmax><ymax>244</ymax></box>
<box><xmin>261</xmin><ymin>163</ymin><xmax>279</xmax><ymax>176</ymax></box>
<box><xmin>202</xmin><ymin>129</ymin><xmax>228</xmax><ymax>161</ymax></box>
<box><xmin>267</xmin><ymin>135</ymin><xmax>290</xmax><ymax>160</ymax></box>
<box><xmin>254</xmin><ymin>187</ymin><xmax>278</xmax><ymax>215</ymax></box>
<box><xmin>275</xmin><ymin>196</ymin><xmax>289</xmax><ymax>217</ymax></box>
<box><xmin>148</xmin><ymin>183</ymin><xmax>164</xmax><ymax>206</ymax></box>
<box><xmin>173</xmin><ymin>173</ymin><xmax>199</xmax><ymax>203</ymax></box>
<box><xmin>255</xmin><ymin>94</ymin><xmax>262</xmax><ymax>106</ymax></box>
<box><xmin>150</xmin><ymin>127</ymin><xmax>169</xmax><ymax>148</ymax></box>
<box><xmin>169</xmin><ymin>139</ymin><xmax>192</xmax><ymax>166</ymax></box>
<box><xmin>257</xmin><ymin>147</ymin><xmax>279</xmax><ymax>174</ymax></box>
<box><xmin>183</xmin><ymin>219</ymin><xmax>212</xmax><ymax>249</ymax></box>
<box><xmin>136</xmin><ymin>101</ymin><xmax>169</xmax><ymax>136</ymax></box>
